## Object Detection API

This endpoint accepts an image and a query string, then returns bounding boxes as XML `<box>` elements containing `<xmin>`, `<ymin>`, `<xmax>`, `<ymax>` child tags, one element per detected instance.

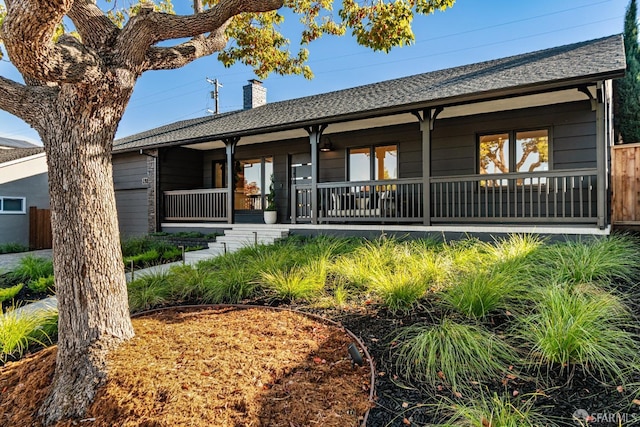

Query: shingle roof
<box><xmin>0</xmin><ymin>137</ymin><xmax>38</xmax><ymax>149</ymax></box>
<box><xmin>114</xmin><ymin>34</ymin><xmax>625</xmax><ymax>153</ymax></box>
<box><xmin>0</xmin><ymin>147</ymin><xmax>45</xmax><ymax>164</ymax></box>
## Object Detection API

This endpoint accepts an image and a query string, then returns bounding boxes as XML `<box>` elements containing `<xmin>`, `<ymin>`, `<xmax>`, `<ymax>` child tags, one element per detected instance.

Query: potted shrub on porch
<box><xmin>264</xmin><ymin>177</ymin><xmax>277</xmax><ymax>224</ymax></box>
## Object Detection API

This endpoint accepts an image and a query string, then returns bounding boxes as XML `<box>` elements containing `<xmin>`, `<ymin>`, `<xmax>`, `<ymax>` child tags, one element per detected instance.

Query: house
<box><xmin>0</xmin><ymin>136</ymin><xmax>39</xmax><ymax>149</ymax></box>
<box><xmin>112</xmin><ymin>35</ymin><xmax>624</xmax><ymax>238</ymax></box>
<box><xmin>0</xmin><ymin>145</ymin><xmax>50</xmax><ymax>246</ymax></box>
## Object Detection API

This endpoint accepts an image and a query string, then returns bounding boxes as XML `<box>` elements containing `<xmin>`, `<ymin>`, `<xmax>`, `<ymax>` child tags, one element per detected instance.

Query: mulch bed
<box><xmin>0</xmin><ymin>307</ymin><xmax>372</xmax><ymax>427</ymax></box>
<box><xmin>1</xmin><ymin>301</ymin><xmax>640</xmax><ymax>426</ymax></box>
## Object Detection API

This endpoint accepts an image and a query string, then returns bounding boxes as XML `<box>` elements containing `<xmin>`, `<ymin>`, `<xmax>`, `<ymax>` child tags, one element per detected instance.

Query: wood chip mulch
<box><xmin>0</xmin><ymin>306</ymin><xmax>372</xmax><ymax>426</ymax></box>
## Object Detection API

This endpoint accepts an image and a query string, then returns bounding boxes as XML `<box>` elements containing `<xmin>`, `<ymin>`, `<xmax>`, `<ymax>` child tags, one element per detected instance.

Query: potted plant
<box><xmin>264</xmin><ymin>176</ymin><xmax>277</xmax><ymax>224</ymax></box>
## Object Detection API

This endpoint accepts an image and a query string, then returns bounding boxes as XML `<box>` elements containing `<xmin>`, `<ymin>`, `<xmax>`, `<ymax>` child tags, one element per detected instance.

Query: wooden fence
<box><xmin>611</xmin><ymin>143</ymin><xmax>640</xmax><ymax>228</ymax></box>
<box><xmin>29</xmin><ymin>206</ymin><xmax>52</xmax><ymax>250</ymax></box>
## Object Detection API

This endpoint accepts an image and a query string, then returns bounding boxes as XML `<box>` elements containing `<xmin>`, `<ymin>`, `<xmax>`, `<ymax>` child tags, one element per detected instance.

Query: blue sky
<box><xmin>0</xmin><ymin>0</ymin><xmax>630</xmax><ymax>145</ymax></box>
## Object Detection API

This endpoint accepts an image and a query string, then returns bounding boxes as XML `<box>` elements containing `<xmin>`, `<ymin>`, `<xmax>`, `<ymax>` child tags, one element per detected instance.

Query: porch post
<box><xmin>224</xmin><ymin>137</ymin><xmax>240</xmax><ymax>224</ymax></box>
<box><xmin>595</xmin><ymin>81</ymin><xmax>607</xmax><ymax>229</ymax></box>
<box><xmin>419</xmin><ymin>109</ymin><xmax>433</xmax><ymax>226</ymax></box>
<box><xmin>305</xmin><ymin>125</ymin><xmax>327</xmax><ymax>225</ymax></box>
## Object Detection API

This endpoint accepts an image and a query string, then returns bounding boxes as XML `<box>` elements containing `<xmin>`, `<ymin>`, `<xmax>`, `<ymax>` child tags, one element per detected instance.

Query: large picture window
<box><xmin>348</xmin><ymin>144</ymin><xmax>397</xmax><ymax>181</ymax></box>
<box><xmin>0</xmin><ymin>197</ymin><xmax>26</xmax><ymax>214</ymax></box>
<box><xmin>479</xmin><ymin>129</ymin><xmax>549</xmax><ymax>175</ymax></box>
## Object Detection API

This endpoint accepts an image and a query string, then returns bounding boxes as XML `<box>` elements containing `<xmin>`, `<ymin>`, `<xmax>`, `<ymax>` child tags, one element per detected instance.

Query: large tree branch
<box><xmin>144</xmin><ymin>25</ymin><xmax>228</xmax><ymax>71</ymax></box>
<box><xmin>68</xmin><ymin>0</ymin><xmax>119</xmax><ymax>51</ymax></box>
<box><xmin>0</xmin><ymin>76</ymin><xmax>55</xmax><ymax>126</ymax></box>
<box><xmin>3</xmin><ymin>0</ymin><xmax>104</xmax><ymax>84</ymax></box>
<box><xmin>116</xmin><ymin>0</ymin><xmax>284</xmax><ymax>70</ymax></box>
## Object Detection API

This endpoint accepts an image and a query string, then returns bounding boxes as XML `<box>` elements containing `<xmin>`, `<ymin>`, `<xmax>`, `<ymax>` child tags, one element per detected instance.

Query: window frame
<box><xmin>347</xmin><ymin>143</ymin><xmax>399</xmax><ymax>182</ymax></box>
<box><xmin>233</xmin><ymin>156</ymin><xmax>273</xmax><ymax>211</ymax></box>
<box><xmin>0</xmin><ymin>196</ymin><xmax>26</xmax><ymax>214</ymax></box>
<box><xmin>477</xmin><ymin>127</ymin><xmax>552</xmax><ymax>175</ymax></box>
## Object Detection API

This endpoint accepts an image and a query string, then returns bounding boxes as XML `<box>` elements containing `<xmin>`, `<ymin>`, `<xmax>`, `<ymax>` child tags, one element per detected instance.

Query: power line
<box><xmin>121</xmin><ymin>0</ymin><xmax>617</xmax><ymax>110</ymax></box>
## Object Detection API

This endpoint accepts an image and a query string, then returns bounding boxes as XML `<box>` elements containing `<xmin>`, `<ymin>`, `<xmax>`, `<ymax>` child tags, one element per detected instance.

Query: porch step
<box><xmin>184</xmin><ymin>226</ymin><xmax>289</xmax><ymax>263</ymax></box>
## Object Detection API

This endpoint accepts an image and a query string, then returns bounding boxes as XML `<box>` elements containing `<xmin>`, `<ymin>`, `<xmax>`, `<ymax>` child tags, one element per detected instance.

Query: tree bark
<box><xmin>36</xmin><ymin>75</ymin><xmax>135</xmax><ymax>425</ymax></box>
<box><xmin>0</xmin><ymin>1</ymin><xmax>286</xmax><ymax>424</ymax></box>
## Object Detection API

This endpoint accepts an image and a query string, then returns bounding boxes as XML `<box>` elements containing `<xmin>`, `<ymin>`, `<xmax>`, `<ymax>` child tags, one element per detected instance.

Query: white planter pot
<box><xmin>264</xmin><ymin>210</ymin><xmax>277</xmax><ymax>224</ymax></box>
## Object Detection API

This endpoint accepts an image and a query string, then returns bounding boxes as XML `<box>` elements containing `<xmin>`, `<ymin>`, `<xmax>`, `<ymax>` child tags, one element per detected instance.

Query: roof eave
<box><xmin>112</xmin><ymin>69</ymin><xmax>624</xmax><ymax>154</ymax></box>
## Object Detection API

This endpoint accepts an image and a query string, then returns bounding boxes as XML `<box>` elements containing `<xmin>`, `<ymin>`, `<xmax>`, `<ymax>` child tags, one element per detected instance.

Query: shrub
<box><xmin>0</xmin><ymin>306</ymin><xmax>58</xmax><ymax>363</ymax></box>
<box><xmin>440</xmin><ymin>269</ymin><xmax>516</xmax><ymax>319</ymax></box>
<box><xmin>121</xmin><ymin>236</ymin><xmax>149</xmax><ymax>257</ymax></box>
<box><xmin>197</xmin><ymin>254</ymin><xmax>259</xmax><ymax>303</ymax></box>
<box><xmin>167</xmin><ymin>264</ymin><xmax>213</xmax><ymax>302</ymax></box>
<box><xmin>11</xmin><ymin>256</ymin><xmax>53</xmax><ymax>283</ymax></box>
<box><xmin>160</xmin><ymin>247</ymin><xmax>183</xmax><ymax>262</ymax></box>
<box><xmin>368</xmin><ymin>267</ymin><xmax>428</xmax><ymax>313</ymax></box>
<box><xmin>0</xmin><ymin>283</ymin><xmax>23</xmax><ymax>303</ymax></box>
<box><xmin>123</xmin><ymin>249</ymin><xmax>161</xmax><ymax>267</ymax></box>
<box><xmin>534</xmin><ymin>235</ymin><xmax>640</xmax><ymax>286</ymax></box>
<box><xmin>330</xmin><ymin>238</ymin><xmax>436</xmax><ymax>300</ymax></box>
<box><xmin>438</xmin><ymin>392</ymin><xmax>552</xmax><ymax>427</ymax></box>
<box><xmin>0</xmin><ymin>243</ymin><xmax>29</xmax><ymax>254</ymax></box>
<box><xmin>332</xmin><ymin>284</ymin><xmax>350</xmax><ymax>307</ymax></box>
<box><xmin>260</xmin><ymin>262</ymin><xmax>326</xmax><ymax>302</ymax></box>
<box><xmin>443</xmin><ymin>238</ymin><xmax>486</xmax><ymax>276</ymax></box>
<box><xmin>394</xmin><ymin>319</ymin><xmax>516</xmax><ymax>393</ymax></box>
<box><xmin>27</xmin><ymin>275</ymin><xmax>55</xmax><ymax>293</ymax></box>
<box><xmin>517</xmin><ymin>283</ymin><xmax>640</xmax><ymax>383</ymax></box>
<box><xmin>481</xmin><ymin>234</ymin><xmax>545</xmax><ymax>265</ymax></box>
<box><xmin>128</xmin><ymin>271</ymin><xmax>172</xmax><ymax>312</ymax></box>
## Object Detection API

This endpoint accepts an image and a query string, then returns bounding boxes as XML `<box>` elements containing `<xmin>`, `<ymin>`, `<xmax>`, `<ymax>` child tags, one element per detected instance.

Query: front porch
<box><xmin>162</xmin><ymin>167</ymin><xmax>603</xmax><ymax>228</ymax></box>
<box><xmin>111</xmin><ymin>37</ymin><xmax>624</xmax><ymax>238</ymax></box>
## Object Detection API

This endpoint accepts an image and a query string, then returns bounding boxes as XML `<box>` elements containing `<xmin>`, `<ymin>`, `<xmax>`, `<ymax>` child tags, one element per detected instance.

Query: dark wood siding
<box><xmin>431</xmin><ymin>100</ymin><xmax>596</xmax><ymax>176</ymax></box>
<box><xmin>113</xmin><ymin>152</ymin><xmax>148</xmax><ymax>191</ymax></box>
<box><xmin>159</xmin><ymin>147</ymin><xmax>203</xmax><ymax>192</ymax></box>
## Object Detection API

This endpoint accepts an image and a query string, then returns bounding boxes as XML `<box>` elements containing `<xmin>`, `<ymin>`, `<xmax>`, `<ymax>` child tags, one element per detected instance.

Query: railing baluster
<box><xmin>570</xmin><ymin>177</ymin><xmax>575</xmax><ymax>218</ymax></box>
<box><xmin>588</xmin><ymin>176</ymin><xmax>593</xmax><ymax>218</ymax></box>
<box><xmin>562</xmin><ymin>177</ymin><xmax>567</xmax><ymax>218</ymax></box>
<box><xmin>579</xmin><ymin>176</ymin><xmax>584</xmax><ymax>218</ymax></box>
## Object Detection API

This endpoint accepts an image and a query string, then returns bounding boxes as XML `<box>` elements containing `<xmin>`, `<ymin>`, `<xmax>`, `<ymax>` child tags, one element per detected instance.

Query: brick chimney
<box><xmin>243</xmin><ymin>79</ymin><xmax>267</xmax><ymax>110</ymax></box>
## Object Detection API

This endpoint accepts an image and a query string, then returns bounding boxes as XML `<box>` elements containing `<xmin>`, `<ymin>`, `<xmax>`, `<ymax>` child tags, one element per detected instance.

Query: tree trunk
<box><xmin>37</xmin><ymin>81</ymin><xmax>135</xmax><ymax>425</ymax></box>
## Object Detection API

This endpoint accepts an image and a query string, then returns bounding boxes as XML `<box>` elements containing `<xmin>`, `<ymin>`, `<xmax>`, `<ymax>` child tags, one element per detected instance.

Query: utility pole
<box><xmin>206</xmin><ymin>77</ymin><xmax>223</xmax><ymax>115</ymax></box>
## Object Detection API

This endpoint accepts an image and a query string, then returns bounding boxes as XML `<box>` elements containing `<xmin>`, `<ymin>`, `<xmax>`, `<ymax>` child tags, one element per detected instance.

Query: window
<box><xmin>234</xmin><ymin>157</ymin><xmax>273</xmax><ymax>210</ymax></box>
<box><xmin>348</xmin><ymin>144</ymin><xmax>397</xmax><ymax>181</ymax></box>
<box><xmin>212</xmin><ymin>160</ymin><xmax>226</xmax><ymax>189</ymax></box>
<box><xmin>479</xmin><ymin>129</ymin><xmax>549</xmax><ymax>174</ymax></box>
<box><xmin>0</xmin><ymin>197</ymin><xmax>26</xmax><ymax>214</ymax></box>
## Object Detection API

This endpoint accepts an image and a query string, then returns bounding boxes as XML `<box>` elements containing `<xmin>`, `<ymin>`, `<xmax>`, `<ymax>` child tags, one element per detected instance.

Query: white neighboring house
<box><xmin>0</xmin><ymin>139</ymin><xmax>49</xmax><ymax>247</ymax></box>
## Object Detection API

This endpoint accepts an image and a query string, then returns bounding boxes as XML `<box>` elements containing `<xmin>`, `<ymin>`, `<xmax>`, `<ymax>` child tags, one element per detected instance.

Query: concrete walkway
<box><xmin>1</xmin><ymin>253</ymin><xmax>190</xmax><ymax>319</ymax></box>
<box><xmin>2</xmin><ymin>228</ymin><xmax>285</xmax><ymax>319</ymax></box>
<box><xmin>0</xmin><ymin>249</ymin><xmax>52</xmax><ymax>272</ymax></box>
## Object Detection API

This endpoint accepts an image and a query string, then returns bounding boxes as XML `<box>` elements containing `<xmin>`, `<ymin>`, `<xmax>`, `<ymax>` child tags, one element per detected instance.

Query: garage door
<box><xmin>115</xmin><ymin>188</ymin><xmax>148</xmax><ymax>237</ymax></box>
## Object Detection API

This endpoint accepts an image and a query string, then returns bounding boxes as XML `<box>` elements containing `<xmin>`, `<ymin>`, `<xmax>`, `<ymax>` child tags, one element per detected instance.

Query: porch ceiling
<box><xmin>182</xmin><ymin>86</ymin><xmax>593</xmax><ymax>151</ymax></box>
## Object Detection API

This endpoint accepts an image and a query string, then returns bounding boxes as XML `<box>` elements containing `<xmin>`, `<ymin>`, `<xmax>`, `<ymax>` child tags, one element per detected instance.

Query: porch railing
<box><xmin>164</xmin><ymin>169</ymin><xmax>600</xmax><ymax>226</ymax></box>
<box><xmin>430</xmin><ymin>168</ymin><xmax>598</xmax><ymax>223</ymax></box>
<box><xmin>292</xmin><ymin>178</ymin><xmax>424</xmax><ymax>223</ymax></box>
<box><xmin>164</xmin><ymin>188</ymin><xmax>228</xmax><ymax>221</ymax></box>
